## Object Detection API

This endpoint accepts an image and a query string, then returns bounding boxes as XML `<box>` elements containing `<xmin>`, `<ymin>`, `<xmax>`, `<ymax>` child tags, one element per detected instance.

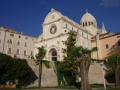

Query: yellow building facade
<box><xmin>91</xmin><ymin>33</ymin><xmax>120</xmax><ymax>60</ymax></box>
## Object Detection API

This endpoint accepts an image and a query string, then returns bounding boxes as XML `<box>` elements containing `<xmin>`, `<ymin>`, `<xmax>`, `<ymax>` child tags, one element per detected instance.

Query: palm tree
<box><xmin>107</xmin><ymin>55</ymin><xmax>120</xmax><ymax>86</ymax></box>
<box><xmin>35</xmin><ymin>46</ymin><xmax>46</xmax><ymax>88</ymax></box>
<box><xmin>106</xmin><ymin>40</ymin><xmax>120</xmax><ymax>86</ymax></box>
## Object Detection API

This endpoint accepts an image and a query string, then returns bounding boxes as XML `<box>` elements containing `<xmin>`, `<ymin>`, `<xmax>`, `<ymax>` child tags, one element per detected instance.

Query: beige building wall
<box><xmin>91</xmin><ymin>33</ymin><xmax>120</xmax><ymax>60</ymax></box>
<box><xmin>0</xmin><ymin>27</ymin><xmax>37</xmax><ymax>59</ymax></box>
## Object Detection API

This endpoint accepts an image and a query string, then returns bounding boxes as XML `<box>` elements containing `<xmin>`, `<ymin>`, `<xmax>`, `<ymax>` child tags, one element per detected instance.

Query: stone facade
<box><xmin>0</xmin><ymin>27</ymin><xmax>37</xmax><ymax>59</ymax></box>
<box><xmin>34</xmin><ymin>8</ymin><xmax>107</xmax><ymax>61</ymax></box>
<box><xmin>89</xmin><ymin>62</ymin><xmax>106</xmax><ymax>84</ymax></box>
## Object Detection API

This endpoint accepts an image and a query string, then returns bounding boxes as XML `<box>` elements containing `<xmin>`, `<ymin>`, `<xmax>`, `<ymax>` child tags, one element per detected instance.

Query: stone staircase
<box><xmin>26</xmin><ymin>59</ymin><xmax>58</xmax><ymax>87</ymax></box>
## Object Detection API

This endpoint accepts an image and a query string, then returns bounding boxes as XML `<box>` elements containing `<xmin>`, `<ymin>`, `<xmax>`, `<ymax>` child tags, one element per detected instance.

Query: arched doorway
<box><xmin>49</xmin><ymin>48</ymin><xmax>57</xmax><ymax>61</ymax></box>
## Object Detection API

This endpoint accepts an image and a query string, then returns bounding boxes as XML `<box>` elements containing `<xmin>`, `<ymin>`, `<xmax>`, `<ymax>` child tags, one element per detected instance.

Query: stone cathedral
<box><xmin>34</xmin><ymin>8</ymin><xmax>107</xmax><ymax>61</ymax></box>
<box><xmin>31</xmin><ymin>8</ymin><xmax>108</xmax><ymax>87</ymax></box>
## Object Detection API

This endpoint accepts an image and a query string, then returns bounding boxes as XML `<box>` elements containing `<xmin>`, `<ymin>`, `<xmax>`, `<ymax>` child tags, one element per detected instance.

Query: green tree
<box><xmin>75</xmin><ymin>47</ymin><xmax>95</xmax><ymax>90</ymax></box>
<box><xmin>61</xmin><ymin>31</ymin><xmax>78</xmax><ymax>86</ymax></box>
<box><xmin>35</xmin><ymin>46</ymin><xmax>46</xmax><ymax>88</ymax></box>
<box><xmin>61</xmin><ymin>31</ymin><xmax>96</xmax><ymax>90</ymax></box>
<box><xmin>0</xmin><ymin>53</ymin><xmax>37</xmax><ymax>86</ymax></box>
<box><xmin>105</xmin><ymin>39</ymin><xmax>120</xmax><ymax>86</ymax></box>
<box><xmin>107</xmin><ymin>55</ymin><xmax>120</xmax><ymax>86</ymax></box>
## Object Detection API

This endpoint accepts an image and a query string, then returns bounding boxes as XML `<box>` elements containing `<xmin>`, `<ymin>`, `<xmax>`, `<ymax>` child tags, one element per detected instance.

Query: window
<box><xmin>118</xmin><ymin>40</ymin><xmax>120</xmax><ymax>46</ymax></box>
<box><xmin>8</xmin><ymin>48</ymin><xmax>11</xmax><ymax>54</ymax></box>
<box><xmin>8</xmin><ymin>39</ymin><xmax>12</xmax><ymax>44</ymax></box>
<box><xmin>17</xmin><ymin>41</ymin><xmax>20</xmax><ymax>46</ymax></box>
<box><xmin>106</xmin><ymin>44</ymin><xmax>109</xmax><ymax>49</ymax></box>
<box><xmin>83</xmin><ymin>23</ymin><xmax>84</xmax><ymax>27</ymax></box>
<box><xmin>72</xmin><ymin>27</ymin><xmax>73</xmax><ymax>30</ymax></box>
<box><xmin>62</xmin><ymin>41</ymin><xmax>65</xmax><ymax>45</ymax></box>
<box><xmin>25</xmin><ymin>37</ymin><xmax>28</xmax><ymax>40</ymax></box>
<box><xmin>82</xmin><ymin>32</ymin><xmax>84</xmax><ymax>37</ymax></box>
<box><xmin>18</xmin><ymin>35</ymin><xmax>21</xmax><ymax>38</ymax></box>
<box><xmin>85</xmin><ymin>22</ymin><xmax>87</xmax><ymax>26</ymax></box>
<box><xmin>91</xmin><ymin>22</ymin><xmax>93</xmax><ymax>25</ymax></box>
<box><xmin>7</xmin><ymin>40</ymin><xmax>9</xmax><ymax>43</ymax></box>
<box><xmin>31</xmin><ymin>51</ymin><xmax>33</xmax><ymax>56</ymax></box>
<box><xmin>89</xmin><ymin>22</ymin><xmax>91</xmax><ymax>25</ymax></box>
<box><xmin>10</xmin><ymin>39</ymin><xmax>12</xmax><ymax>44</ymax></box>
<box><xmin>24</xmin><ymin>50</ymin><xmax>26</xmax><ymax>56</ymax></box>
<box><xmin>10</xmin><ymin>33</ymin><xmax>14</xmax><ymax>37</ymax></box>
<box><xmin>66</xmin><ymin>24</ymin><xmax>67</xmax><ymax>28</ymax></box>
<box><xmin>25</xmin><ymin>42</ymin><xmax>27</xmax><ymax>47</ymax></box>
<box><xmin>87</xmin><ymin>35</ymin><xmax>88</xmax><ymax>39</ymax></box>
<box><xmin>16</xmin><ymin>49</ymin><xmax>19</xmax><ymax>55</ymax></box>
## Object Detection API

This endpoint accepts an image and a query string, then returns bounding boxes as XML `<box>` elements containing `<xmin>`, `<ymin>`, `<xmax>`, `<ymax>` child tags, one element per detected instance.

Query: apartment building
<box><xmin>0</xmin><ymin>27</ymin><xmax>37</xmax><ymax>59</ymax></box>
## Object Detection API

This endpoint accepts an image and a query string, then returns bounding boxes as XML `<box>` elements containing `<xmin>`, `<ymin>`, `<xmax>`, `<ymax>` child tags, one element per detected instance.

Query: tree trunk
<box><xmin>115</xmin><ymin>64</ymin><xmax>120</xmax><ymax>86</ymax></box>
<box><xmin>38</xmin><ymin>61</ymin><xmax>42</xmax><ymax>88</ymax></box>
<box><xmin>80</xmin><ymin>60</ymin><xmax>91</xmax><ymax>90</ymax></box>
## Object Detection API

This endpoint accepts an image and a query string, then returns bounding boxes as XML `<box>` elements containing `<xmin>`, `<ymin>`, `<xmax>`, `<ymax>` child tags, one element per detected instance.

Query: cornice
<box><xmin>61</xmin><ymin>17</ymin><xmax>93</xmax><ymax>36</ymax></box>
<box><xmin>43</xmin><ymin>18</ymin><xmax>62</xmax><ymax>26</ymax></box>
<box><xmin>37</xmin><ymin>33</ymin><xmax>68</xmax><ymax>43</ymax></box>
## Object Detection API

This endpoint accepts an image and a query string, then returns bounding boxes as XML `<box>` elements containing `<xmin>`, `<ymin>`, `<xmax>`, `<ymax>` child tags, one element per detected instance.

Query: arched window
<box><xmin>85</xmin><ymin>22</ymin><xmax>87</xmax><ymax>26</ymax></box>
<box><xmin>25</xmin><ymin>42</ymin><xmax>27</xmax><ymax>47</ymax></box>
<box><xmin>8</xmin><ymin>48</ymin><xmax>11</xmax><ymax>54</ymax></box>
<box><xmin>49</xmin><ymin>48</ymin><xmax>57</xmax><ymax>61</ymax></box>
<box><xmin>24</xmin><ymin>50</ymin><xmax>26</xmax><ymax>56</ymax></box>
<box><xmin>72</xmin><ymin>27</ymin><xmax>73</xmax><ymax>30</ymax></box>
<box><xmin>16</xmin><ymin>49</ymin><xmax>19</xmax><ymax>55</ymax></box>
<box><xmin>83</xmin><ymin>23</ymin><xmax>84</xmax><ymax>27</ymax></box>
<box><xmin>91</xmin><ymin>22</ymin><xmax>93</xmax><ymax>25</ymax></box>
<box><xmin>66</xmin><ymin>24</ymin><xmax>67</xmax><ymax>28</ymax></box>
<box><xmin>89</xmin><ymin>22</ymin><xmax>91</xmax><ymax>25</ymax></box>
<box><xmin>17</xmin><ymin>41</ymin><xmax>20</xmax><ymax>46</ymax></box>
<box><xmin>106</xmin><ymin>44</ymin><xmax>109</xmax><ymax>49</ymax></box>
<box><xmin>118</xmin><ymin>40</ymin><xmax>120</xmax><ymax>46</ymax></box>
<box><xmin>8</xmin><ymin>39</ymin><xmax>12</xmax><ymax>44</ymax></box>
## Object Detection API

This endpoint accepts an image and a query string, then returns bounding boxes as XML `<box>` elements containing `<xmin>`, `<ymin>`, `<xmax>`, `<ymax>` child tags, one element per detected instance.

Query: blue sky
<box><xmin>0</xmin><ymin>0</ymin><xmax>120</xmax><ymax>37</ymax></box>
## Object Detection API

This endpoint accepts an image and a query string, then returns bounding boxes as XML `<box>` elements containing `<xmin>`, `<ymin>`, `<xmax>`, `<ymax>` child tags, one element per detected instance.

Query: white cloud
<box><xmin>100</xmin><ymin>0</ymin><xmax>120</xmax><ymax>7</ymax></box>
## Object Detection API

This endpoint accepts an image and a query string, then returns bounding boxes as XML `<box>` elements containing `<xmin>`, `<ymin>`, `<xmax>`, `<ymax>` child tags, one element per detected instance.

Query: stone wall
<box><xmin>41</xmin><ymin>63</ymin><xmax>58</xmax><ymax>87</ymax></box>
<box><xmin>88</xmin><ymin>62</ymin><xmax>106</xmax><ymax>84</ymax></box>
<box><xmin>26</xmin><ymin>59</ymin><xmax>106</xmax><ymax>87</ymax></box>
<box><xmin>26</xmin><ymin>59</ymin><xmax>58</xmax><ymax>87</ymax></box>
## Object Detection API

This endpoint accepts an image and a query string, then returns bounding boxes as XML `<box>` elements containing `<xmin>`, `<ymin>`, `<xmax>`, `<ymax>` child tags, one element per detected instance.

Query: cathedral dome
<box><xmin>80</xmin><ymin>12</ymin><xmax>97</xmax><ymax>27</ymax></box>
